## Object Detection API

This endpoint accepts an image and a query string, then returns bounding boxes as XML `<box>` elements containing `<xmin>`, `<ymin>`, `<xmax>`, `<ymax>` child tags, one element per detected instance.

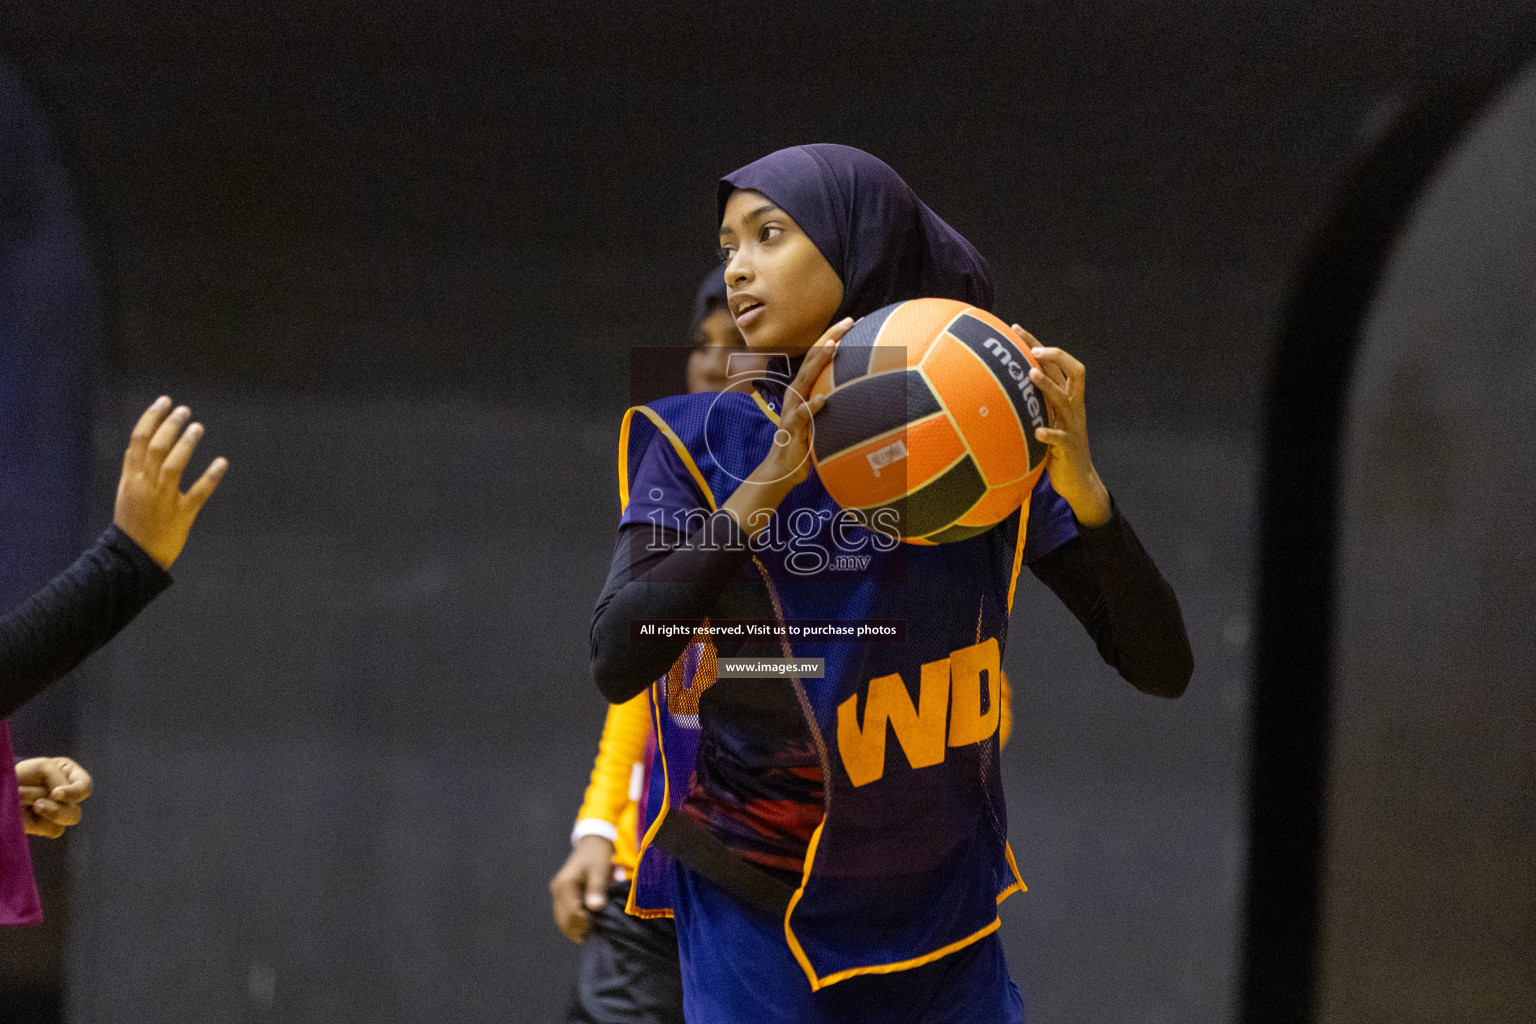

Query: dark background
<box><xmin>0</xmin><ymin>2</ymin><xmax>1529</xmax><ymax>1020</ymax></box>
<box><xmin>7</xmin><ymin>0</ymin><xmax>1526</xmax><ymax>424</ymax></box>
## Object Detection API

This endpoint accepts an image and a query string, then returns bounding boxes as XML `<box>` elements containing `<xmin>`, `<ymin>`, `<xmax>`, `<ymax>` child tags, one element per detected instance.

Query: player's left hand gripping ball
<box><xmin>1014</xmin><ymin>328</ymin><xmax>1112</xmax><ymax>528</ymax></box>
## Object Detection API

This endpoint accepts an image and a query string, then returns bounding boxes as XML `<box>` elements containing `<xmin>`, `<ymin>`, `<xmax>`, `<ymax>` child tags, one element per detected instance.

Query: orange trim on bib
<box><xmin>751</xmin><ymin>390</ymin><xmax>781</xmax><ymax>425</ymax></box>
<box><xmin>812</xmin><ymin>918</ymin><xmax>1005</xmax><ymax>990</ymax></box>
<box><xmin>624</xmin><ymin>680</ymin><xmax>676</xmax><ymax>921</ymax></box>
<box><xmin>1005</xmin><ymin>486</ymin><xmax>1034</xmax><ymax>613</ymax></box>
<box><xmin>998</xmin><ymin>841</ymin><xmax>1028</xmax><ymax>903</ymax></box>
<box><xmin>616</xmin><ymin>401</ymin><xmax>712</xmax><ymax>920</ymax></box>
<box><xmin>782</xmin><ymin>821</ymin><xmax>826</xmax><ymax>988</ymax></box>
<box><xmin>617</xmin><ymin>405</ymin><xmax>718</xmax><ymax>514</ymax></box>
<box><xmin>780</xmin><ymin>827</ymin><xmax>1028</xmax><ymax>991</ymax></box>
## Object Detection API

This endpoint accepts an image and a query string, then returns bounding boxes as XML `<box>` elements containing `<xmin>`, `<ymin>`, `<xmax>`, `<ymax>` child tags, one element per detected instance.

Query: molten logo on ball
<box><xmin>979</xmin><ymin>335</ymin><xmax>1048</xmax><ymax>433</ymax></box>
<box><xmin>808</xmin><ymin>298</ymin><xmax>1051</xmax><ymax>544</ymax></box>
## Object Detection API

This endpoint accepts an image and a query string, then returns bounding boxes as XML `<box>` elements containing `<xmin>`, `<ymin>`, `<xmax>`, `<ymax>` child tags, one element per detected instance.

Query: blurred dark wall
<box><xmin>1321</xmin><ymin>62</ymin><xmax>1536</xmax><ymax>1022</ymax></box>
<box><xmin>3</xmin><ymin>1</ymin><xmax>1529</xmax><ymax>427</ymax></box>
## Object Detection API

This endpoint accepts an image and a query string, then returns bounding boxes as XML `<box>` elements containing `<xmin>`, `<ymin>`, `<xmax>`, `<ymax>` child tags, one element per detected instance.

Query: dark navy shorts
<box><xmin>566</xmin><ymin>882</ymin><xmax>685</xmax><ymax>1024</ymax></box>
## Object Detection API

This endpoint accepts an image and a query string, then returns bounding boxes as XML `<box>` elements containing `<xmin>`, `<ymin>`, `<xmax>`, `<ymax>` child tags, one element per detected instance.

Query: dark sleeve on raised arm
<box><xmin>1027</xmin><ymin>500</ymin><xmax>1193</xmax><ymax>698</ymax></box>
<box><xmin>0</xmin><ymin>524</ymin><xmax>173</xmax><ymax>719</ymax></box>
<box><xmin>590</xmin><ymin>513</ymin><xmax>755</xmax><ymax>704</ymax></box>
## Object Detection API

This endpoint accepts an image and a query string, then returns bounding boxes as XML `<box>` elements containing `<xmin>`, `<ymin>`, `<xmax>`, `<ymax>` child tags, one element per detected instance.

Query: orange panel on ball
<box><xmin>814</xmin><ymin>412</ymin><xmax>967</xmax><ymax>509</ymax></box>
<box><xmin>918</xmin><ymin>335</ymin><xmax>1028</xmax><ymax>488</ymax></box>
<box><xmin>810</xmin><ymin>363</ymin><xmax>836</xmax><ymax>403</ymax></box>
<box><xmin>869</xmin><ymin>297</ymin><xmax>968</xmax><ymax>372</ymax></box>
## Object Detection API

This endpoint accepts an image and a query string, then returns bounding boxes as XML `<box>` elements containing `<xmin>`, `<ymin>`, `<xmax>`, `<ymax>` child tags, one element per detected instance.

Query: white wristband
<box><xmin>571</xmin><ymin>818</ymin><xmax>619</xmax><ymax>847</ymax></box>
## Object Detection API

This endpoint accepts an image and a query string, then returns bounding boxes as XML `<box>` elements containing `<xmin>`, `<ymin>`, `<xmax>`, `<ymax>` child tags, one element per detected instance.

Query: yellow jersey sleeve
<box><xmin>572</xmin><ymin>690</ymin><xmax>650</xmax><ymax>873</ymax></box>
<box><xmin>999</xmin><ymin>669</ymin><xmax>1013</xmax><ymax>750</ymax></box>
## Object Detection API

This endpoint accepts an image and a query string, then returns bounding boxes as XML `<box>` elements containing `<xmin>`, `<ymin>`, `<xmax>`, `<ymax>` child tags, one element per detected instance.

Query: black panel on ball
<box><xmin>922</xmin><ymin>520</ymin><xmax>993</xmax><ymax>544</ymax></box>
<box><xmin>868</xmin><ymin>454</ymin><xmax>987</xmax><ymax>538</ymax></box>
<box><xmin>812</xmin><ymin>369</ymin><xmax>942</xmax><ymax>461</ymax></box>
<box><xmin>829</xmin><ymin>301</ymin><xmax>901</xmax><ymax>386</ymax></box>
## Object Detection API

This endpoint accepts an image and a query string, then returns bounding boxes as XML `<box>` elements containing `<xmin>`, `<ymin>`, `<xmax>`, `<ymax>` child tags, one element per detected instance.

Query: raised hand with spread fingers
<box><xmin>113</xmin><ymin>396</ymin><xmax>229</xmax><ymax>570</ymax></box>
<box><xmin>0</xmin><ymin>395</ymin><xmax>230</xmax><ymax>719</ymax></box>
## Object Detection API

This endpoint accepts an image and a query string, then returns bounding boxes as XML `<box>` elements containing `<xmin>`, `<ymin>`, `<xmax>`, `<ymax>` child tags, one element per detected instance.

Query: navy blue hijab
<box><xmin>718</xmin><ymin>144</ymin><xmax>994</xmax><ymax>326</ymax></box>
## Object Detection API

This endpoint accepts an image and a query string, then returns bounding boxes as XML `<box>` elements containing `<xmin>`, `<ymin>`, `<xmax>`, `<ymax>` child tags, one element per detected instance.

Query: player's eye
<box><xmin>717</xmin><ymin>245</ymin><xmax>736</xmax><ymax>263</ymax></box>
<box><xmin>759</xmin><ymin>224</ymin><xmax>783</xmax><ymax>243</ymax></box>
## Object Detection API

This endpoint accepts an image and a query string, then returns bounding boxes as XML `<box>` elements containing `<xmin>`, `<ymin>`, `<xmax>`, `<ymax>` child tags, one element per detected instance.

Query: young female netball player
<box><xmin>589</xmin><ymin>145</ymin><xmax>1191</xmax><ymax>1022</ymax></box>
<box><xmin>2</xmin><ymin>395</ymin><xmax>225</xmax><ymax>924</ymax></box>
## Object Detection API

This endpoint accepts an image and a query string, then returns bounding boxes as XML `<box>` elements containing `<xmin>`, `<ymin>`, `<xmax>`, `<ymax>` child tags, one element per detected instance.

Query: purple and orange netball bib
<box><xmin>616</xmin><ymin>390</ymin><xmax>1076</xmax><ymax>990</ymax></box>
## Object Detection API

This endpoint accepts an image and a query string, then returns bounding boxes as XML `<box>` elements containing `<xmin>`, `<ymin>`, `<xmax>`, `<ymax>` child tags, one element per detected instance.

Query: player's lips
<box><xmin>730</xmin><ymin>293</ymin><xmax>765</xmax><ymax>328</ymax></box>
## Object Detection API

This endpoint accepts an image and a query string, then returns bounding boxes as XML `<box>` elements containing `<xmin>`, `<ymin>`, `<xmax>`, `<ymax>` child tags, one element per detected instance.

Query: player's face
<box><xmin>687</xmin><ymin>307</ymin><xmax>766</xmax><ymax>394</ymax></box>
<box><xmin>718</xmin><ymin>189</ymin><xmax>844</xmax><ymax>355</ymax></box>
